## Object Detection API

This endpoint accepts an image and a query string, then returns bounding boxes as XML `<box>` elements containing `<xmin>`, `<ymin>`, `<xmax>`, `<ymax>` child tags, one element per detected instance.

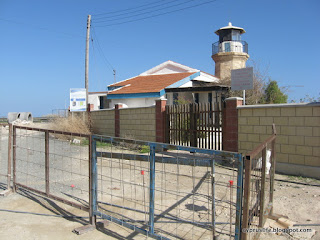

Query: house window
<box><xmin>99</xmin><ymin>96</ymin><xmax>104</xmax><ymax>109</ymax></box>
<box><xmin>173</xmin><ymin>92</ymin><xmax>178</xmax><ymax>105</ymax></box>
<box><xmin>194</xmin><ymin>93</ymin><xmax>199</xmax><ymax>104</ymax></box>
<box><xmin>208</xmin><ymin>93</ymin><xmax>212</xmax><ymax>103</ymax></box>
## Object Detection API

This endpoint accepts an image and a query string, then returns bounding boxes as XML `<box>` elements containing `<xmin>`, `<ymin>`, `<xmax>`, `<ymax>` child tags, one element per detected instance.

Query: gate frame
<box><xmin>241</xmin><ymin>124</ymin><xmax>277</xmax><ymax>240</ymax></box>
<box><xmin>4</xmin><ymin>125</ymin><xmax>246</xmax><ymax>239</ymax></box>
<box><xmin>91</xmin><ymin>135</ymin><xmax>243</xmax><ymax>240</ymax></box>
<box><xmin>11</xmin><ymin>125</ymin><xmax>91</xmax><ymax>213</ymax></box>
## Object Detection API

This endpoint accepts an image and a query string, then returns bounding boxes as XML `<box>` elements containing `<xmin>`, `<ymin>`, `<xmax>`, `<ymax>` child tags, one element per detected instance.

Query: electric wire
<box><xmin>0</xmin><ymin>17</ymin><xmax>85</xmax><ymax>39</ymax></box>
<box><xmin>93</xmin><ymin>0</ymin><xmax>218</xmax><ymax>27</ymax></box>
<box><xmin>91</xmin><ymin>26</ymin><xmax>115</xmax><ymax>73</ymax></box>
<box><xmin>92</xmin><ymin>0</ymin><xmax>178</xmax><ymax>16</ymax></box>
<box><xmin>94</xmin><ymin>0</ymin><xmax>181</xmax><ymax>19</ymax></box>
<box><xmin>93</xmin><ymin>0</ymin><xmax>196</xmax><ymax>22</ymax></box>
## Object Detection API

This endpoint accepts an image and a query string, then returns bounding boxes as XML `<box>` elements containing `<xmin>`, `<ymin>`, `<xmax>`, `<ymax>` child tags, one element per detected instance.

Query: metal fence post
<box><xmin>89</xmin><ymin>135</ymin><xmax>97</xmax><ymax>225</ymax></box>
<box><xmin>211</xmin><ymin>157</ymin><xmax>216</xmax><ymax>239</ymax></box>
<box><xmin>7</xmin><ymin>124</ymin><xmax>12</xmax><ymax>189</ymax></box>
<box><xmin>45</xmin><ymin>130</ymin><xmax>50</xmax><ymax>196</ymax></box>
<box><xmin>149</xmin><ymin>143</ymin><xmax>156</xmax><ymax>234</ymax></box>
<box><xmin>235</xmin><ymin>154</ymin><xmax>244</xmax><ymax>240</ymax></box>
<box><xmin>12</xmin><ymin>125</ymin><xmax>16</xmax><ymax>192</ymax></box>
<box><xmin>241</xmin><ymin>156</ymin><xmax>251</xmax><ymax>240</ymax></box>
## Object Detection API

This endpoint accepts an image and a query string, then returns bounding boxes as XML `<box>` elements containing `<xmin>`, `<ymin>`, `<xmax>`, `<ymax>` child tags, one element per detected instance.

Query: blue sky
<box><xmin>1</xmin><ymin>0</ymin><xmax>319</xmax><ymax>116</ymax></box>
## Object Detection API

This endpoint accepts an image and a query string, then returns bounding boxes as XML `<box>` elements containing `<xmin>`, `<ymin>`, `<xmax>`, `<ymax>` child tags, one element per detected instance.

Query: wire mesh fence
<box><xmin>92</xmin><ymin>136</ymin><xmax>243</xmax><ymax>239</ymax></box>
<box><xmin>242</xmin><ymin>126</ymin><xmax>276</xmax><ymax>240</ymax></box>
<box><xmin>0</xmin><ymin>124</ymin><xmax>9</xmax><ymax>191</ymax></box>
<box><xmin>13</xmin><ymin>126</ymin><xmax>91</xmax><ymax>211</ymax></box>
<box><xmin>3</xmin><ymin>125</ymin><xmax>248</xmax><ymax>239</ymax></box>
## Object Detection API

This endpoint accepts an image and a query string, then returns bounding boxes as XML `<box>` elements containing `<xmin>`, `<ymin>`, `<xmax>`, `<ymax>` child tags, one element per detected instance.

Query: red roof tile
<box><xmin>108</xmin><ymin>72</ymin><xmax>196</xmax><ymax>95</ymax></box>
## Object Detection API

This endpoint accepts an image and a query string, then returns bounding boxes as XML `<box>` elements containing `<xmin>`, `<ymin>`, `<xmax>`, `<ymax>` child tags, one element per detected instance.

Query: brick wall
<box><xmin>119</xmin><ymin>107</ymin><xmax>156</xmax><ymax>142</ymax></box>
<box><xmin>90</xmin><ymin>99</ymin><xmax>167</xmax><ymax>143</ymax></box>
<box><xmin>90</xmin><ymin>109</ymin><xmax>115</xmax><ymax>136</ymax></box>
<box><xmin>238</xmin><ymin>103</ymin><xmax>320</xmax><ymax>179</ymax></box>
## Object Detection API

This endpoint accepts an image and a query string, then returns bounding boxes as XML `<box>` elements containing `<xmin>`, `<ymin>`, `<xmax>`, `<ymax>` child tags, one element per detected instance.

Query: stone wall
<box><xmin>238</xmin><ymin>103</ymin><xmax>320</xmax><ymax>179</ymax></box>
<box><xmin>119</xmin><ymin>107</ymin><xmax>156</xmax><ymax>142</ymax></box>
<box><xmin>90</xmin><ymin>99</ymin><xmax>167</xmax><ymax>142</ymax></box>
<box><xmin>90</xmin><ymin>109</ymin><xmax>115</xmax><ymax>136</ymax></box>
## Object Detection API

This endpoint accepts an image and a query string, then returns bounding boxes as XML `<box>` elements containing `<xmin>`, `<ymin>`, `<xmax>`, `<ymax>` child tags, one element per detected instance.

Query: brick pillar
<box><xmin>115</xmin><ymin>104</ymin><xmax>122</xmax><ymax>137</ymax></box>
<box><xmin>222</xmin><ymin>97</ymin><xmax>243</xmax><ymax>152</ymax></box>
<box><xmin>155</xmin><ymin>99</ymin><xmax>167</xmax><ymax>143</ymax></box>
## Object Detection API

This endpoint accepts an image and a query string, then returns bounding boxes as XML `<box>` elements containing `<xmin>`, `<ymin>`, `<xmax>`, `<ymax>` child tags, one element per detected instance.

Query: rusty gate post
<box><xmin>45</xmin><ymin>130</ymin><xmax>50</xmax><ymax>196</ymax></box>
<box><xmin>7</xmin><ymin>124</ymin><xmax>12</xmax><ymax>189</ymax></box>
<box><xmin>12</xmin><ymin>125</ymin><xmax>16</xmax><ymax>192</ymax></box>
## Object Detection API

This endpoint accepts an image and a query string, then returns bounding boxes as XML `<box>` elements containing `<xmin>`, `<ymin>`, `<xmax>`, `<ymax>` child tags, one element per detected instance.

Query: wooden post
<box><xmin>190</xmin><ymin>104</ymin><xmax>195</xmax><ymax>147</ymax></box>
<box><xmin>270</xmin><ymin>138</ymin><xmax>276</xmax><ymax>215</ymax></box>
<box><xmin>259</xmin><ymin>148</ymin><xmax>267</xmax><ymax>227</ymax></box>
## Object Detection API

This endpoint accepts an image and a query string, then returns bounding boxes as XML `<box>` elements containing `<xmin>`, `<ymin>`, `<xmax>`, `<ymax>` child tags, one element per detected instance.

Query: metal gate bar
<box><xmin>92</xmin><ymin>135</ymin><xmax>242</xmax><ymax>239</ymax></box>
<box><xmin>12</xmin><ymin>125</ymin><xmax>91</xmax><ymax>212</ymax></box>
<box><xmin>241</xmin><ymin>125</ymin><xmax>276</xmax><ymax>240</ymax></box>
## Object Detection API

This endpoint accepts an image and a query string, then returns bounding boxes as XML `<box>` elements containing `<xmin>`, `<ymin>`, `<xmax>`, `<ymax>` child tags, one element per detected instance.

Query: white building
<box><xmin>106</xmin><ymin>60</ymin><xmax>229</xmax><ymax>108</ymax></box>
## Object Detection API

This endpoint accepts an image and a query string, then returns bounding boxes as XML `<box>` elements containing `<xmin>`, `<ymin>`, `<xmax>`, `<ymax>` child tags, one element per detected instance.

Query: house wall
<box><xmin>90</xmin><ymin>109</ymin><xmax>115</xmax><ymax>136</ymax></box>
<box><xmin>199</xmin><ymin>92</ymin><xmax>208</xmax><ymax>103</ymax></box>
<box><xmin>88</xmin><ymin>95</ymin><xmax>100</xmax><ymax>110</ymax></box>
<box><xmin>109</xmin><ymin>97</ymin><xmax>163</xmax><ymax>108</ymax></box>
<box><xmin>238</xmin><ymin>103</ymin><xmax>320</xmax><ymax>179</ymax></box>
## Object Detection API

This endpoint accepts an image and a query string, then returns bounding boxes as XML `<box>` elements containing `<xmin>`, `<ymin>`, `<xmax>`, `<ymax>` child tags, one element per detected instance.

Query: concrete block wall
<box><xmin>90</xmin><ymin>109</ymin><xmax>115</xmax><ymax>136</ymax></box>
<box><xmin>119</xmin><ymin>107</ymin><xmax>156</xmax><ymax>142</ymax></box>
<box><xmin>238</xmin><ymin>103</ymin><xmax>320</xmax><ymax>179</ymax></box>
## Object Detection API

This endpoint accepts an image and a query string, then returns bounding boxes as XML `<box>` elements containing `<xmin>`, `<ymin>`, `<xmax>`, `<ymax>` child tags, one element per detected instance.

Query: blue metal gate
<box><xmin>90</xmin><ymin>135</ymin><xmax>243</xmax><ymax>239</ymax></box>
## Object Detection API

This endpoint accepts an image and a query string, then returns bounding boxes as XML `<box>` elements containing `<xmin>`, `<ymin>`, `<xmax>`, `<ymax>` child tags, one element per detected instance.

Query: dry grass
<box><xmin>49</xmin><ymin>114</ymin><xmax>91</xmax><ymax>135</ymax></box>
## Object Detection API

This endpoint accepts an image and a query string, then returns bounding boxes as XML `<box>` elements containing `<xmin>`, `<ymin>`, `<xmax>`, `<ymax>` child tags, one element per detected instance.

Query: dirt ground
<box><xmin>1</xmin><ymin>173</ymin><xmax>319</xmax><ymax>239</ymax></box>
<box><xmin>0</xmin><ymin>189</ymin><xmax>147</xmax><ymax>240</ymax></box>
<box><xmin>1</xmin><ymin>124</ymin><xmax>320</xmax><ymax>239</ymax></box>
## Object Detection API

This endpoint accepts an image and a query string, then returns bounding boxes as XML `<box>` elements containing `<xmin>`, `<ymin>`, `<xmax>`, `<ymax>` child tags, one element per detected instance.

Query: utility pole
<box><xmin>85</xmin><ymin>15</ymin><xmax>91</xmax><ymax>111</ymax></box>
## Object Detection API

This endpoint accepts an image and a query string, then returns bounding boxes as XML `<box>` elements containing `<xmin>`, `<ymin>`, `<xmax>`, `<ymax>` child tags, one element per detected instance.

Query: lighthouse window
<box><xmin>232</xmin><ymin>30</ymin><xmax>241</xmax><ymax>41</ymax></box>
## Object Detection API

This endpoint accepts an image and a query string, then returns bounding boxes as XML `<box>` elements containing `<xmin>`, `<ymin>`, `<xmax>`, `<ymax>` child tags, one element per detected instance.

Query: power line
<box><xmin>0</xmin><ymin>17</ymin><xmax>85</xmax><ymax>39</ymax></box>
<box><xmin>91</xmin><ymin>35</ymin><xmax>105</xmax><ymax>91</ymax></box>
<box><xmin>94</xmin><ymin>0</ymin><xmax>218</xmax><ymax>27</ymax></box>
<box><xmin>93</xmin><ymin>0</ymin><xmax>196</xmax><ymax>23</ymax></box>
<box><xmin>91</xmin><ymin>26</ymin><xmax>115</xmax><ymax>72</ymax></box>
<box><xmin>92</xmin><ymin>0</ymin><xmax>178</xmax><ymax>16</ymax></box>
<box><xmin>94</xmin><ymin>0</ymin><xmax>182</xmax><ymax>20</ymax></box>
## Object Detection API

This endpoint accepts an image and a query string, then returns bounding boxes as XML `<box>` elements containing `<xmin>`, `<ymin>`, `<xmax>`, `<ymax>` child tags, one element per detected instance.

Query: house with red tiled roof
<box><xmin>106</xmin><ymin>60</ymin><xmax>229</xmax><ymax>108</ymax></box>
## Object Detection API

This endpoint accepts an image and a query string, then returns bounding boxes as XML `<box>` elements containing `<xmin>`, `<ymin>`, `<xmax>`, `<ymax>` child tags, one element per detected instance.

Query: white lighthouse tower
<box><xmin>212</xmin><ymin>22</ymin><xmax>249</xmax><ymax>80</ymax></box>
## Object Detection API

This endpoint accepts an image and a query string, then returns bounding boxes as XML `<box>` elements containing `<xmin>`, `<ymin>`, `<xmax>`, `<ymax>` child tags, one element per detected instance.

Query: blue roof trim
<box><xmin>165</xmin><ymin>71</ymin><xmax>200</xmax><ymax>89</ymax></box>
<box><xmin>108</xmin><ymin>86</ymin><xmax>122</xmax><ymax>91</ymax></box>
<box><xmin>107</xmin><ymin>92</ymin><xmax>163</xmax><ymax>99</ymax></box>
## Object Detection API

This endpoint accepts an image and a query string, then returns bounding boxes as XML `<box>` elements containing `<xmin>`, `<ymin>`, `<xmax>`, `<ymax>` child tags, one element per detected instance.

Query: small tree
<box><xmin>263</xmin><ymin>80</ymin><xmax>288</xmax><ymax>104</ymax></box>
<box><xmin>298</xmin><ymin>93</ymin><xmax>320</xmax><ymax>103</ymax></box>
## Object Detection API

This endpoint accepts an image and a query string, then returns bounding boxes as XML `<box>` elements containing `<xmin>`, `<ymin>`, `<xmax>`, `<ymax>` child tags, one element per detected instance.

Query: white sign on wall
<box><xmin>70</xmin><ymin>88</ymin><xmax>86</xmax><ymax>112</ymax></box>
<box><xmin>231</xmin><ymin>67</ymin><xmax>253</xmax><ymax>91</ymax></box>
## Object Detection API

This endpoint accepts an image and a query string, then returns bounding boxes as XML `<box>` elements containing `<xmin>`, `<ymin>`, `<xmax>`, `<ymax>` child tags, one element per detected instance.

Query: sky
<box><xmin>1</xmin><ymin>0</ymin><xmax>319</xmax><ymax>116</ymax></box>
